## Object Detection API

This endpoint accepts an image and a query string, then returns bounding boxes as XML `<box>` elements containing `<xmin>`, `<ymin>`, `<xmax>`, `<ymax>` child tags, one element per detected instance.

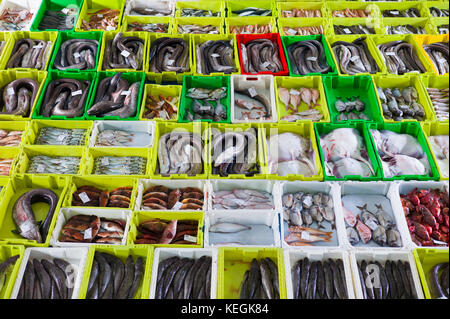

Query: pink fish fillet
<box><xmin>300</xmin><ymin>88</ymin><xmax>312</xmax><ymax>108</ymax></box>
<box><xmin>158</xmin><ymin>220</ymin><xmax>178</xmax><ymax>244</ymax></box>
<box><xmin>278</xmin><ymin>87</ymin><xmax>290</xmax><ymax>107</ymax></box>
<box><xmin>310</xmin><ymin>89</ymin><xmax>320</xmax><ymax>107</ymax></box>
<box><xmin>342</xmin><ymin>204</ymin><xmax>357</xmax><ymax>227</ymax></box>
<box><xmin>355</xmin><ymin>218</ymin><xmax>372</xmax><ymax>244</ymax></box>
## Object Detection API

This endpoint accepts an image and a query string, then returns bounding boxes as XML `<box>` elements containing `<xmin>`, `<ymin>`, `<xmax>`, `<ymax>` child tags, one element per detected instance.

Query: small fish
<box><xmin>355</xmin><ymin>218</ymin><xmax>372</xmax><ymax>244</ymax></box>
<box><xmin>372</xmin><ymin>226</ymin><xmax>387</xmax><ymax>246</ymax></box>
<box><xmin>302</xmin><ymin>194</ymin><xmax>313</xmax><ymax>209</ymax></box>
<box><xmin>387</xmin><ymin>229</ymin><xmax>402</xmax><ymax>247</ymax></box>
<box><xmin>374</xmin><ymin>204</ymin><xmax>394</xmax><ymax>230</ymax></box>
<box><xmin>209</xmin><ymin>222</ymin><xmax>251</xmax><ymax>233</ymax></box>
<box><xmin>289</xmin><ymin>209</ymin><xmax>303</xmax><ymax>226</ymax></box>
<box><xmin>342</xmin><ymin>204</ymin><xmax>357</xmax><ymax>227</ymax></box>
<box><xmin>347</xmin><ymin>227</ymin><xmax>360</xmax><ymax>245</ymax></box>
<box><xmin>357</xmin><ymin>204</ymin><xmax>379</xmax><ymax>231</ymax></box>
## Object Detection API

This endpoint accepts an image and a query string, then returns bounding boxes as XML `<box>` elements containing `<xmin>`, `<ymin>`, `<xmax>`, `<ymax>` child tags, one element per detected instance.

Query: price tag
<box><xmin>343</xmin><ymin>28</ymin><xmax>351</xmax><ymax>34</ymax></box>
<box><xmin>101</xmin><ymin>157</ymin><xmax>109</xmax><ymax>166</ymax></box>
<box><xmin>21</xmin><ymin>220</ymin><xmax>35</xmax><ymax>233</ymax></box>
<box><xmin>84</xmin><ymin>228</ymin><xmax>93</xmax><ymax>240</ymax></box>
<box><xmin>409</xmin><ymin>70</ymin><xmax>420</xmax><ymax>74</ymax></box>
<box><xmin>79</xmin><ymin>192</ymin><xmax>90</xmax><ymax>203</ymax></box>
<box><xmin>145</xmin><ymin>8</ymin><xmax>153</xmax><ymax>12</ymax></box>
<box><xmin>106</xmin><ymin>26</ymin><xmax>115</xmax><ymax>31</ymax></box>
<box><xmin>97</xmin><ymin>14</ymin><xmax>103</xmax><ymax>18</ymax></box>
<box><xmin>248</xmin><ymin>87</ymin><xmax>257</xmax><ymax>98</ymax></box>
<box><xmin>121</xmin><ymin>50</ymin><xmax>131</xmax><ymax>58</ymax></box>
<box><xmin>350</xmin><ymin>56</ymin><xmax>360</xmax><ymax>62</ymax></box>
<box><xmin>121</xmin><ymin>91</ymin><xmax>131</xmax><ymax>96</ymax></box>
<box><xmin>72</xmin><ymin>90</ymin><xmax>82</xmax><ymax>96</ymax></box>
<box><xmin>167</xmin><ymin>59</ymin><xmax>175</xmax><ymax>66</ymax></box>
<box><xmin>438</xmin><ymin>58</ymin><xmax>447</xmax><ymax>64</ymax></box>
<box><xmin>290</xmin><ymin>89</ymin><xmax>300</xmax><ymax>96</ymax></box>
<box><xmin>288</xmin><ymin>28</ymin><xmax>297</xmax><ymax>35</ymax></box>
<box><xmin>200</xmin><ymin>106</ymin><xmax>211</xmax><ymax>111</ymax></box>
<box><xmin>33</xmin><ymin>44</ymin><xmax>43</xmax><ymax>49</ymax></box>
<box><xmin>261</xmin><ymin>61</ymin><xmax>271</xmax><ymax>69</ymax></box>
<box><xmin>7</xmin><ymin>88</ymin><xmax>15</xmax><ymax>95</ymax></box>
<box><xmin>172</xmin><ymin>201</ymin><xmax>183</xmax><ymax>210</ymax></box>
<box><xmin>184</xmin><ymin>235</ymin><xmax>197</xmax><ymax>243</ymax></box>
<box><xmin>385</xmin><ymin>52</ymin><xmax>396</xmax><ymax>56</ymax></box>
<box><xmin>432</xmin><ymin>239</ymin><xmax>447</xmax><ymax>246</ymax></box>
<box><xmin>301</xmin><ymin>231</ymin><xmax>310</xmax><ymax>241</ymax></box>
<box><xmin>61</xmin><ymin>8</ymin><xmax>70</xmax><ymax>14</ymax></box>
<box><xmin>36</xmin><ymin>164</ymin><xmax>45</xmax><ymax>173</ymax></box>
<box><xmin>391</xmin><ymin>11</ymin><xmax>399</xmax><ymax>15</ymax></box>
<box><xmin>19</xmin><ymin>11</ymin><xmax>28</xmax><ymax>20</ymax></box>
<box><xmin>211</xmin><ymin>53</ymin><xmax>220</xmax><ymax>58</ymax></box>
<box><xmin>57</xmin><ymin>134</ymin><xmax>66</xmax><ymax>142</ymax></box>
<box><xmin>73</xmin><ymin>52</ymin><xmax>81</xmax><ymax>59</ymax></box>
<box><xmin>307</xmin><ymin>56</ymin><xmax>318</xmax><ymax>62</ymax></box>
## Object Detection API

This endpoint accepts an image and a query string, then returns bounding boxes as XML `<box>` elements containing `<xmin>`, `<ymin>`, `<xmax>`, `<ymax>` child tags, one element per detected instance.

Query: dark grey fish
<box><xmin>292</xmin><ymin>260</ymin><xmax>302</xmax><ymax>299</ymax></box>
<box><xmin>157</xmin><ymin>256</ymin><xmax>179</xmax><ymax>283</ymax></box>
<box><xmin>375</xmin><ymin>261</ymin><xmax>389</xmax><ymax>299</ymax></box>
<box><xmin>86</xmin><ymin>259</ymin><xmax>99</xmax><ymax>298</ymax></box>
<box><xmin>336</xmin><ymin>259</ymin><xmax>348</xmax><ymax>299</ymax></box>
<box><xmin>172</xmin><ymin>259</ymin><xmax>194</xmax><ymax>298</ymax></box>
<box><xmin>323</xmin><ymin>261</ymin><xmax>334</xmax><ymax>300</ymax></box>
<box><xmin>265</xmin><ymin>258</ymin><xmax>280</xmax><ymax>299</ymax></box>
<box><xmin>94</xmin><ymin>253</ymin><xmax>112</xmax><ymax>299</ymax></box>
<box><xmin>86</xmin><ymin>276</ymin><xmax>100</xmax><ymax>299</ymax></box>
<box><xmin>306</xmin><ymin>261</ymin><xmax>318</xmax><ymax>299</ymax></box>
<box><xmin>260</xmin><ymin>259</ymin><xmax>274</xmax><ymax>299</ymax></box>
<box><xmin>248</xmin><ymin>259</ymin><xmax>261</xmax><ymax>299</ymax></box>
<box><xmin>360</xmin><ymin>260</ymin><xmax>375</xmax><ymax>299</ymax></box>
<box><xmin>205</xmin><ymin>262</ymin><xmax>212</xmax><ymax>300</ymax></box>
<box><xmin>300</xmin><ymin>257</ymin><xmax>311</xmax><ymax>299</ymax></box>
<box><xmin>127</xmin><ymin>257</ymin><xmax>144</xmax><ymax>299</ymax></box>
<box><xmin>357</xmin><ymin>263</ymin><xmax>367</xmax><ymax>299</ymax></box>
<box><xmin>391</xmin><ymin>261</ymin><xmax>406</xmax><ymax>298</ymax></box>
<box><xmin>116</xmin><ymin>256</ymin><xmax>134</xmax><ymax>299</ymax></box>
<box><xmin>316</xmin><ymin>261</ymin><xmax>325</xmax><ymax>299</ymax></box>
<box><xmin>33</xmin><ymin>259</ymin><xmax>51</xmax><ymax>299</ymax></box>
<box><xmin>397</xmin><ymin>261</ymin><xmax>412</xmax><ymax>299</ymax></box>
<box><xmin>329</xmin><ymin>259</ymin><xmax>346</xmax><ymax>299</ymax></box>
<box><xmin>384</xmin><ymin>261</ymin><xmax>397</xmax><ymax>299</ymax></box>
<box><xmin>184</xmin><ymin>256</ymin><xmax>206</xmax><ymax>299</ymax></box>
<box><xmin>53</xmin><ymin>258</ymin><xmax>74</xmax><ymax>299</ymax></box>
<box><xmin>33</xmin><ymin>276</ymin><xmax>42</xmax><ymax>299</ymax></box>
<box><xmin>240</xmin><ymin>271</ymin><xmax>250</xmax><ymax>299</ymax></box>
<box><xmin>404</xmin><ymin>262</ymin><xmax>418</xmax><ymax>299</ymax></box>
<box><xmin>192</xmin><ymin>257</ymin><xmax>211</xmax><ymax>299</ymax></box>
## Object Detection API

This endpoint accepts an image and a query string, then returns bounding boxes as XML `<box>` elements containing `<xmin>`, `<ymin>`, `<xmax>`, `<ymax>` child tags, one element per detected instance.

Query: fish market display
<box><xmin>81</xmin><ymin>9</ymin><xmax>120</xmax><ymax>31</ymax></box>
<box><xmin>155</xmin><ymin>255</ymin><xmax>212</xmax><ymax>299</ymax></box>
<box><xmin>401</xmin><ymin>188</ymin><xmax>449</xmax><ymax>247</ymax></box>
<box><xmin>286</xmin><ymin>40</ymin><xmax>332</xmax><ymax>75</ymax></box>
<box><xmin>87</xmin><ymin>73</ymin><xmax>140</xmax><ymax>119</ymax></box>
<box><xmin>320</xmin><ymin>128</ymin><xmax>375</xmax><ymax>178</ymax></box>
<box><xmin>39</xmin><ymin>78</ymin><xmax>91</xmax><ymax>118</ymax></box>
<box><xmin>438</xmin><ymin>25</ymin><xmax>449</xmax><ymax>35</ymax></box>
<box><xmin>268</xmin><ymin>133</ymin><xmax>317</xmax><ymax>177</ymax></box>
<box><xmin>72</xmin><ymin>186</ymin><xmax>133</xmax><ymax>208</ymax></box>
<box><xmin>93</xmin><ymin>156</ymin><xmax>147</xmax><ymax>175</ymax></box>
<box><xmin>95</xmin><ymin>129</ymin><xmax>151</xmax><ymax>147</ymax></box>
<box><xmin>283</xmin><ymin>192</ymin><xmax>336</xmax><ymax>247</ymax></box>
<box><xmin>334</xmin><ymin>25</ymin><xmax>374</xmax><ymax>35</ymax></box>
<box><xmin>331</xmin><ymin>9</ymin><xmax>370</xmax><ymax>18</ymax></box>
<box><xmin>332</xmin><ymin>38</ymin><xmax>380</xmax><ymax>75</ymax></box>
<box><xmin>134</xmin><ymin>219</ymin><xmax>199</xmax><ymax>245</ymax></box>
<box><xmin>233</xmin><ymin>86</ymin><xmax>272</xmax><ymax>121</ymax></box>
<box><xmin>0</xmin><ymin>129</ymin><xmax>22</xmax><ymax>146</ymax></box>
<box><xmin>103</xmin><ymin>32</ymin><xmax>145</xmax><ymax>70</ymax></box>
<box><xmin>12</xmin><ymin>188</ymin><xmax>58</xmax><ymax>243</ymax></box>
<box><xmin>428</xmin><ymin>135</ymin><xmax>449</xmax><ymax>178</ymax></box>
<box><xmin>386</xmin><ymin>25</ymin><xmax>426</xmax><ymax>35</ymax></box>
<box><xmin>6</xmin><ymin>39</ymin><xmax>53</xmax><ymax>70</ymax></box>
<box><xmin>180</xmin><ymin>8</ymin><xmax>220</xmax><ymax>17</ymax></box>
<box><xmin>0</xmin><ymin>158</ymin><xmax>13</xmax><ymax>176</ymax></box>
<box><xmin>291</xmin><ymin>258</ymin><xmax>349</xmax><ymax>299</ymax></box>
<box><xmin>129</xmin><ymin>4</ymin><xmax>172</xmax><ymax>16</ymax></box>
<box><xmin>429</xmin><ymin>262</ymin><xmax>449</xmax><ymax>299</ymax></box>
<box><xmin>342</xmin><ymin>201</ymin><xmax>402</xmax><ymax>247</ymax></box>
<box><xmin>17</xmin><ymin>257</ymin><xmax>76</xmax><ymax>299</ymax></box>
<box><xmin>281</xmin><ymin>9</ymin><xmax>321</xmax><ymax>18</ymax></box>
<box><xmin>378</xmin><ymin>41</ymin><xmax>427</xmax><ymax>75</ymax></box>
<box><xmin>382</xmin><ymin>9</ymin><xmax>421</xmax><ymax>17</ymax></box>
<box><xmin>148</xmin><ymin>37</ymin><xmax>190</xmax><ymax>74</ymax></box>
<box><xmin>240</xmin><ymin>38</ymin><xmax>283</xmax><ymax>74</ymax></box>
<box><xmin>0</xmin><ymin>8</ymin><xmax>34</xmax><ymax>31</ymax></box>
<box><xmin>143</xmin><ymin>93</ymin><xmax>178</xmax><ymax>120</ymax></box>
<box><xmin>211</xmin><ymin>128</ymin><xmax>260</xmax><ymax>177</ymax></box>
<box><xmin>209</xmin><ymin>220</ymin><xmax>274</xmax><ymax>246</ymax></box>
<box><xmin>178</xmin><ymin>24</ymin><xmax>219</xmax><ymax>35</ymax></box>
<box><xmin>283</xmin><ymin>26</ymin><xmax>323</xmax><ymax>36</ymax></box>
<box><xmin>126</xmin><ymin>22</ymin><xmax>168</xmax><ymax>33</ymax></box>
<box><xmin>158</xmin><ymin>130</ymin><xmax>204</xmax><ymax>176</ymax></box>
<box><xmin>59</xmin><ymin>215</ymin><xmax>125</xmax><ymax>244</ymax></box>
<box><xmin>230</xmin><ymin>24</ymin><xmax>272</xmax><ymax>34</ymax></box>
<box><xmin>430</xmin><ymin>7</ymin><xmax>449</xmax><ymax>17</ymax></box>
<box><xmin>377</xmin><ymin>87</ymin><xmax>426</xmax><ymax>121</ymax></box>
<box><xmin>212</xmin><ymin>189</ymin><xmax>274</xmax><ymax>210</ymax></box>
<box><xmin>141</xmin><ymin>185</ymin><xmax>204</xmax><ymax>211</ymax></box>
<box><xmin>35</xmin><ymin>127</ymin><xmax>86</xmax><ymax>146</ymax></box>
<box><xmin>239</xmin><ymin>258</ymin><xmax>280</xmax><ymax>299</ymax></box>
<box><xmin>37</xmin><ymin>7</ymin><xmax>78</xmax><ymax>30</ymax></box>
<box><xmin>86</xmin><ymin>252</ymin><xmax>144</xmax><ymax>299</ymax></box>
<box><xmin>423</xmin><ymin>42</ymin><xmax>449</xmax><ymax>75</ymax></box>
<box><xmin>278</xmin><ymin>87</ymin><xmax>323</xmax><ymax>122</ymax></box>
<box><xmin>370</xmin><ymin>129</ymin><xmax>431</xmax><ymax>178</ymax></box>
<box><xmin>356</xmin><ymin>260</ymin><xmax>418</xmax><ymax>299</ymax></box>
<box><xmin>53</xmin><ymin>39</ymin><xmax>99</xmax><ymax>70</ymax></box>
<box><xmin>196</xmin><ymin>40</ymin><xmax>237</xmax><ymax>75</ymax></box>
<box><xmin>232</xmin><ymin>8</ymin><xmax>272</xmax><ymax>17</ymax></box>
<box><xmin>27</xmin><ymin>156</ymin><xmax>81</xmax><ymax>175</ymax></box>
<box><xmin>334</xmin><ymin>98</ymin><xmax>369</xmax><ymax>121</ymax></box>
<box><xmin>426</xmin><ymin>87</ymin><xmax>449</xmax><ymax>121</ymax></box>
<box><xmin>0</xmin><ymin>255</ymin><xmax>19</xmax><ymax>293</ymax></box>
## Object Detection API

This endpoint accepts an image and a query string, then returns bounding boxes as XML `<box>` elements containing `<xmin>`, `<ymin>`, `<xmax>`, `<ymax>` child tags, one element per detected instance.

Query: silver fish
<box><xmin>387</xmin><ymin>229</ymin><xmax>402</xmax><ymax>247</ymax></box>
<box><xmin>373</xmin><ymin>226</ymin><xmax>387</xmax><ymax>246</ymax></box>
<box><xmin>374</xmin><ymin>204</ymin><xmax>394</xmax><ymax>230</ymax></box>
<box><xmin>357</xmin><ymin>204</ymin><xmax>379</xmax><ymax>231</ymax></box>
<box><xmin>347</xmin><ymin>227</ymin><xmax>360</xmax><ymax>245</ymax></box>
<box><xmin>209</xmin><ymin>222</ymin><xmax>251</xmax><ymax>233</ymax></box>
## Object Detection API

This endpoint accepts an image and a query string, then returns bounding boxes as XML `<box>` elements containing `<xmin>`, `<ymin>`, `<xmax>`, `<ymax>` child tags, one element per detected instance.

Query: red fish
<box><xmin>158</xmin><ymin>220</ymin><xmax>177</xmax><ymax>244</ymax></box>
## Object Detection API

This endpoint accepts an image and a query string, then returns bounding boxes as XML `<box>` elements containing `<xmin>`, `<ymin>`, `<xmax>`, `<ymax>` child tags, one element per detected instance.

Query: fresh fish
<box><xmin>372</xmin><ymin>226</ymin><xmax>388</xmax><ymax>246</ymax></box>
<box><xmin>209</xmin><ymin>222</ymin><xmax>251</xmax><ymax>233</ymax></box>
<box><xmin>347</xmin><ymin>227</ymin><xmax>360</xmax><ymax>245</ymax></box>
<box><xmin>357</xmin><ymin>204</ymin><xmax>380</xmax><ymax>231</ymax></box>
<box><xmin>355</xmin><ymin>219</ymin><xmax>372</xmax><ymax>244</ymax></box>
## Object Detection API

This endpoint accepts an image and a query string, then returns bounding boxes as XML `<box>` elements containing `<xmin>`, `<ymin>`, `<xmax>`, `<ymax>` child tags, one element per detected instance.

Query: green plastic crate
<box><xmin>413</xmin><ymin>248</ymin><xmax>449</xmax><ymax>299</ymax></box>
<box><xmin>85</xmin><ymin>71</ymin><xmax>145</xmax><ymax>121</ymax></box>
<box><xmin>77</xmin><ymin>245</ymin><xmax>153</xmax><ymax>299</ymax></box>
<box><xmin>48</xmin><ymin>31</ymin><xmax>103</xmax><ymax>72</ymax></box>
<box><xmin>0</xmin><ymin>32</ymin><xmax>12</xmax><ymax>69</ymax></box>
<box><xmin>0</xmin><ymin>245</ymin><xmax>25</xmax><ymax>299</ymax></box>
<box><xmin>0</xmin><ymin>175</ymin><xmax>70</xmax><ymax>247</ymax></box>
<box><xmin>322</xmin><ymin>75</ymin><xmax>384</xmax><ymax>123</ymax></box>
<box><xmin>32</xmin><ymin>70</ymin><xmax>96</xmax><ymax>121</ymax></box>
<box><xmin>366</xmin><ymin>121</ymin><xmax>440</xmax><ymax>181</ymax></box>
<box><xmin>413</xmin><ymin>34</ymin><xmax>449</xmax><ymax>76</ymax></box>
<box><xmin>30</xmin><ymin>0</ymin><xmax>84</xmax><ymax>32</ymax></box>
<box><xmin>179</xmin><ymin>75</ymin><xmax>231</xmax><ymax>124</ymax></box>
<box><xmin>314</xmin><ymin>122</ymin><xmax>383</xmax><ymax>181</ymax></box>
<box><xmin>421</xmin><ymin>121</ymin><xmax>449</xmax><ymax>180</ymax></box>
<box><xmin>377</xmin><ymin>1</ymin><xmax>429</xmax><ymax>19</ymax></box>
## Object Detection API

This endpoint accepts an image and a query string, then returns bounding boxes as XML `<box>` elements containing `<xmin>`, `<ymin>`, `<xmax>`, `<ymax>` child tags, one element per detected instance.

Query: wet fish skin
<box><xmin>384</xmin><ymin>261</ymin><xmax>397</xmax><ymax>299</ymax></box>
<box><xmin>323</xmin><ymin>261</ymin><xmax>334</xmax><ymax>300</ymax></box>
<box><xmin>95</xmin><ymin>253</ymin><xmax>112</xmax><ymax>299</ymax></box>
<box><xmin>397</xmin><ymin>261</ymin><xmax>412</xmax><ymax>299</ymax></box>
<box><xmin>53</xmin><ymin>258</ymin><xmax>74</xmax><ymax>299</ymax></box>
<box><xmin>265</xmin><ymin>258</ymin><xmax>280</xmax><ymax>299</ymax></box>
<box><xmin>292</xmin><ymin>260</ymin><xmax>302</xmax><ymax>299</ymax></box>
<box><xmin>306</xmin><ymin>261</ymin><xmax>318</xmax><ymax>299</ymax></box>
<box><xmin>375</xmin><ymin>261</ymin><xmax>389</xmax><ymax>299</ymax></box>
<box><xmin>391</xmin><ymin>261</ymin><xmax>406</xmax><ymax>298</ymax></box>
<box><xmin>127</xmin><ymin>257</ymin><xmax>144</xmax><ymax>299</ymax></box>
<box><xmin>86</xmin><ymin>259</ymin><xmax>99</xmax><ymax>297</ymax></box>
<box><xmin>240</xmin><ymin>271</ymin><xmax>250</xmax><ymax>299</ymax></box>
<box><xmin>116</xmin><ymin>255</ymin><xmax>135</xmax><ymax>299</ymax></box>
<box><xmin>248</xmin><ymin>259</ymin><xmax>261</xmax><ymax>299</ymax></box>
<box><xmin>184</xmin><ymin>256</ymin><xmax>206</xmax><ymax>299</ymax></box>
<box><xmin>300</xmin><ymin>257</ymin><xmax>311</xmax><ymax>299</ymax></box>
<box><xmin>33</xmin><ymin>259</ymin><xmax>51</xmax><ymax>299</ymax></box>
<box><xmin>260</xmin><ymin>259</ymin><xmax>274</xmax><ymax>299</ymax></box>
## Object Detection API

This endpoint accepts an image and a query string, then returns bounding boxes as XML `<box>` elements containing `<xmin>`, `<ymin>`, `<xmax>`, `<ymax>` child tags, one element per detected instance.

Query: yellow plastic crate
<box><xmin>0</xmin><ymin>121</ymin><xmax>29</xmax><ymax>148</ymax></box>
<box><xmin>139</xmin><ymin>83</ymin><xmax>182</xmax><ymax>122</ymax></box>
<box><xmin>226</xmin><ymin>17</ymin><xmax>278</xmax><ymax>34</ymax></box>
<box><xmin>174</xmin><ymin>17</ymin><xmax>225</xmax><ymax>35</ymax></box>
<box><xmin>275</xmin><ymin>76</ymin><xmax>330</xmax><ymax>124</ymax></box>
<box><xmin>77</xmin><ymin>245</ymin><xmax>153</xmax><ymax>299</ymax></box>
<box><xmin>0</xmin><ymin>148</ymin><xmax>22</xmax><ymax>178</ymax></box>
<box><xmin>420</xmin><ymin>1</ymin><xmax>449</xmax><ymax>19</ymax></box>
<box><xmin>382</xmin><ymin>17</ymin><xmax>437</xmax><ymax>35</ymax></box>
<box><xmin>277</xmin><ymin>1</ymin><xmax>327</xmax><ymax>18</ymax></box>
<box><xmin>0</xmin><ymin>245</ymin><xmax>25</xmax><ymax>299</ymax></box>
<box><xmin>75</xmin><ymin>0</ymin><xmax>125</xmax><ymax>32</ymax></box>
<box><xmin>328</xmin><ymin>17</ymin><xmax>384</xmax><ymax>36</ymax></box>
<box><xmin>277</xmin><ymin>18</ymin><xmax>326</xmax><ymax>36</ymax></box>
<box><xmin>421</xmin><ymin>74</ymin><xmax>449</xmax><ymax>123</ymax></box>
<box><xmin>413</xmin><ymin>34</ymin><xmax>450</xmax><ymax>76</ymax></box>
<box><xmin>121</xmin><ymin>16</ymin><xmax>173</xmax><ymax>34</ymax></box>
<box><xmin>413</xmin><ymin>248</ymin><xmax>449</xmax><ymax>299</ymax></box>
<box><xmin>0</xmin><ymin>175</ymin><xmax>70</xmax><ymax>247</ymax></box>
<box><xmin>128</xmin><ymin>211</ymin><xmax>205</xmax><ymax>248</ymax></box>
<box><xmin>0</xmin><ymin>32</ymin><xmax>12</xmax><ymax>69</ymax></box>
<box><xmin>421</xmin><ymin>121</ymin><xmax>449</xmax><ymax>180</ymax></box>
<box><xmin>326</xmin><ymin>1</ymin><xmax>380</xmax><ymax>19</ymax></box>
<box><xmin>217</xmin><ymin>247</ymin><xmax>287</xmax><ymax>299</ymax></box>
<box><xmin>227</xmin><ymin>1</ymin><xmax>276</xmax><ymax>18</ymax></box>
<box><xmin>176</xmin><ymin>1</ymin><xmax>225</xmax><ymax>18</ymax></box>
<box><xmin>376</xmin><ymin>1</ymin><xmax>428</xmax><ymax>19</ymax></box>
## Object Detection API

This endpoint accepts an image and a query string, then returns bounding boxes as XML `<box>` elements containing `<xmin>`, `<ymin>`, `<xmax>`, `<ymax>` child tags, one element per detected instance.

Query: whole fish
<box><xmin>357</xmin><ymin>204</ymin><xmax>380</xmax><ymax>231</ymax></box>
<box><xmin>209</xmin><ymin>222</ymin><xmax>251</xmax><ymax>233</ymax></box>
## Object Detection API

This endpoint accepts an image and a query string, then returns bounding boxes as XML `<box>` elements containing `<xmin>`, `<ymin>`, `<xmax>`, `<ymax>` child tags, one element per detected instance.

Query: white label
<box><xmin>391</xmin><ymin>11</ymin><xmax>399</xmax><ymax>15</ymax></box>
<box><xmin>290</xmin><ymin>89</ymin><xmax>300</xmax><ymax>96</ymax></box>
<box><xmin>106</xmin><ymin>26</ymin><xmax>115</xmax><ymax>31</ymax></box>
<box><xmin>62</xmin><ymin>8</ymin><xmax>70</xmax><ymax>14</ymax></box>
<box><xmin>307</xmin><ymin>56</ymin><xmax>318</xmax><ymax>62</ymax></box>
<box><xmin>7</xmin><ymin>88</ymin><xmax>15</xmax><ymax>95</ymax></box>
<box><xmin>57</xmin><ymin>134</ymin><xmax>66</xmax><ymax>142</ymax></box>
<box><xmin>145</xmin><ymin>8</ymin><xmax>153</xmax><ymax>12</ymax></box>
<box><xmin>97</xmin><ymin>14</ymin><xmax>103</xmax><ymax>18</ymax></box>
<box><xmin>36</xmin><ymin>164</ymin><xmax>45</xmax><ymax>173</ymax></box>
<box><xmin>248</xmin><ymin>87</ymin><xmax>257</xmax><ymax>98</ymax></box>
<box><xmin>72</xmin><ymin>90</ymin><xmax>82</xmax><ymax>96</ymax></box>
<box><xmin>84</xmin><ymin>228</ymin><xmax>93</xmax><ymax>240</ymax></box>
<box><xmin>261</xmin><ymin>61</ymin><xmax>271</xmax><ymax>68</ymax></box>
<box><xmin>121</xmin><ymin>50</ymin><xmax>131</xmax><ymax>58</ymax></box>
<box><xmin>184</xmin><ymin>235</ymin><xmax>197</xmax><ymax>243</ymax></box>
<box><xmin>438</xmin><ymin>58</ymin><xmax>447</xmax><ymax>64</ymax></box>
<box><xmin>73</xmin><ymin>52</ymin><xmax>81</xmax><ymax>59</ymax></box>
<box><xmin>172</xmin><ymin>201</ymin><xmax>183</xmax><ymax>210</ymax></box>
<box><xmin>288</xmin><ymin>28</ymin><xmax>297</xmax><ymax>34</ymax></box>
<box><xmin>432</xmin><ymin>239</ymin><xmax>447</xmax><ymax>245</ymax></box>
<box><xmin>79</xmin><ymin>192</ymin><xmax>90</xmax><ymax>204</ymax></box>
<box><xmin>385</xmin><ymin>52</ymin><xmax>396</xmax><ymax>56</ymax></box>
<box><xmin>19</xmin><ymin>11</ymin><xmax>28</xmax><ymax>20</ymax></box>
<box><xmin>409</xmin><ymin>70</ymin><xmax>420</xmax><ymax>74</ymax></box>
<box><xmin>301</xmin><ymin>231</ymin><xmax>310</xmax><ymax>241</ymax></box>
<box><xmin>343</xmin><ymin>28</ymin><xmax>351</xmax><ymax>34</ymax></box>
<box><xmin>20</xmin><ymin>220</ymin><xmax>35</xmax><ymax>234</ymax></box>
<box><xmin>199</xmin><ymin>106</ymin><xmax>211</xmax><ymax>111</ymax></box>
<box><xmin>211</xmin><ymin>53</ymin><xmax>220</xmax><ymax>58</ymax></box>
<box><xmin>350</xmin><ymin>56</ymin><xmax>360</xmax><ymax>62</ymax></box>
<box><xmin>33</xmin><ymin>44</ymin><xmax>43</xmax><ymax>49</ymax></box>
<box><xmin>167</xmin><ymin>59</ymin><xmax>175</xmax><ymax>66</ymax></box>
<box><xmin>101</xmin><ymin>158</ymin><xmax>109</xmax><ymax>166</ymax></box>
<box><xmin>121</xmin><ymin>90</ymin><xmax>131</xmax><ymax>96</ymax></box>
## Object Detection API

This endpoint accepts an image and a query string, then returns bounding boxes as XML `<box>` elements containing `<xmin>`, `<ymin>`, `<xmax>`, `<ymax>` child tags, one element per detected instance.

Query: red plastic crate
<box><xmin>236</xmin><ymin>33</ymin><xmax>289</xmax><ymax>76</ymax></box>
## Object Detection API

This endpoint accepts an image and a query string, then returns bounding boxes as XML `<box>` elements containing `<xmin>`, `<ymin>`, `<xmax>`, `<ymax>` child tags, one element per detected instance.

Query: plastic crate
<box><xmin>121</xmin><ymin>16</ymin><xmax>173</xmax><ymax>34</ymax></box>
<box><xmin>421</xmin><ymin>121</ymin><xmax>449</xmax><ymax>180</ymax></box>
<box><xmin>30</xmin><ymin>0</ymin><xmax>83</xmax><ymax>32</ymax></box>
<box><xmin>89</xmin><ymin>120</ymin><xmax>155</xmax><ymax>148</ymax></box>
<box><xmin>174</xmin><ymin>17</ymin><xmax>225</xmax><ymax>35</ymax></box>
<box><xmin>0</xmin><ymin>121</ymin><xmax>29</xmax><ymax>148</ymax></box>
<box><xmin>382</xmin><ymin>17</ymin><xmax>437</xmax><ymax>35</ymax></box>
<box><xmin>179</xmin><ymin>75</ymin><xmax>231</xmax><ymax>124</ymax></box>
<box><xmin>322</xmin><ymin>75</ymin><xmax>384</xmax><ymax>123</ymax></box>
<box><xmin>430</xmin><ymin>17</ymin><xmax>450</xmax><ymax>35</ymax></box>
<box><xmin>421</xmin><ymin>75</ymin><xmax>449</xmax><ymax>123</ymax></box>
<box><xmin>328</xmin><ymin>17</ymin><xmax>384</xmax><ymax>36</ymax></box>
<box><xmin>375</xmin><ymin>1</ymin><xmax>428</xmax><ymax>19</ymax></box>
<box><xmin>413</xmin><ymin>248</ymin><xmax>449</xmax><ymax>299</ymax></box>
<box><xmin>0</xmin><ymin>0</ymin><xmax>43</xmax><ymax>32</ymax></box>
<box><xmin>226</xmin><ymin>16</ymin><xmax>278</xmax><ymax>34</ymax></box>
<box><xmin>277</xmin><ymin>1</ymin><xmax>327</xmax><ymax>18</ymax></box>
<box><xmin>124</xmin><ymin>0</ymin><xmax>175</xmax><ymax>17</ymax></box>
<box><xmin>176</xmin><ymin>0</ymin><xmax>225</xmax><ymax>18</ymax></box>
<box><xmin>139</xmin><ymin>83</ymin><xmax>182</xmax><ymax>122</ymax></box>
<box><xmin>75</xmin><ymin>0</ymin><xmax>125</xmax><ymax>32</ymax></box>
<box><xmin>0</xmin><ymin>148</ymin><xmax>22</xmax><ymax>178</ymax></box>
<box><xmin>32</xmin><ymin>70</ymin><xmax>96</xmax><ymax>121</ymax></box>
<box><xmin>226</xmin><ymin>0</ymin><xmax>276</xmax><ymax>18</ymax></box>
<box><xmin>327</xmin><ymin>1</ymin><xmax>380</xmax><ymax>19</ymax></box>
<box><xmin>0</xmin><ymin>32</ymin><xmax>12</xmax><ymax>67</ymax></box>
<box><xmin>0</xmin><ymin>245</ymin><xmax>25</xmax><ymax>299</ymax></box>
<box><xmin>413</xmin><ymin>34</ymin><xmax>450</xmax><ymax>76</ymax></box>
